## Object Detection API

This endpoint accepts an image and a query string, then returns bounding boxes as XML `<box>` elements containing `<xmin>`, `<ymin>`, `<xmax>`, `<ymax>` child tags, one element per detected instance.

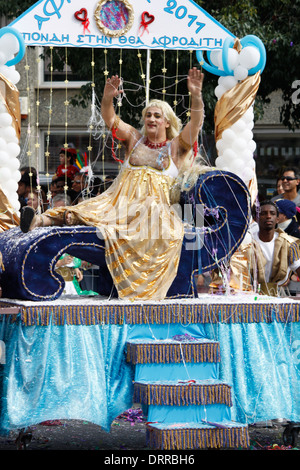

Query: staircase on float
<box><xmin>126</xmin><ymin>334</ymin><xmax>249</xmax><ymax>450</ymax></box>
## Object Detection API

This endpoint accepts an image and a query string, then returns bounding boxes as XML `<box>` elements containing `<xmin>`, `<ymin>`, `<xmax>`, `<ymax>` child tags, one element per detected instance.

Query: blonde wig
<box><xmin>141</xmin><ymin>99</ymin><xmax>182</xmax><ymax>140</ymax></box>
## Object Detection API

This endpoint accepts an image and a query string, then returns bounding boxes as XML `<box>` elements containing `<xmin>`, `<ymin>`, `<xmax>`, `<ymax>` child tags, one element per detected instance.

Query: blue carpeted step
<box><xmin>133</xmin><ymin>379</ymin><xmax>232</xmax><ymax>407</ymax></box>
<box><xmin>146</xmin><ymin>420</ymin><xmax>250</xmax><ymax>450</ymax></box>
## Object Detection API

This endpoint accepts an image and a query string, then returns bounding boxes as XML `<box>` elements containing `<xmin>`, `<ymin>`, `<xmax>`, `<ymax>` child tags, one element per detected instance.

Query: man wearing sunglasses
<box><xmin>272</xmin><ymin>167</ymin><xmax>300</xmax><ymax>207</ymax></box>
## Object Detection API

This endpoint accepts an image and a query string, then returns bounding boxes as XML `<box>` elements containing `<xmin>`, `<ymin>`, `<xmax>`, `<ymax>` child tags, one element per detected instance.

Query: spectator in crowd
<box><xmin>27</xmin><ymin>189</ymin><xmax>44</xmax><ymax>214</ymax></box>
<box><xmin>271</xmin><ymin>177</ymin><xmax>284</xmax><ymax>201</ymax></box>
<box><xmin>276</xmin><ymin>199</ymin><xmax>300</xmax><ymax>239</ymax></box>
<box><xmin>71</xmin><ymin>171</ymin><xmax>89</xmax><ymax>204</ymax></box>
<box><xmin>53</xmin><ymin>148</ymin><xmax>78</xmax><ymax>181</ymax></box>
<box><xmin>272</xmin><ymin>167</ymin><xmax>300</xmax><ymax>206</ymax></box>
<box><xmin>17</xmin><ymin>172</ymin><xmax>37</xmax><ymax>208</ymax></box>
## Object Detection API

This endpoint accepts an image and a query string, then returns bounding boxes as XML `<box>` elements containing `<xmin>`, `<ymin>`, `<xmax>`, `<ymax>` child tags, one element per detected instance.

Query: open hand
<box><xmin>103</xmin><ymin>75</ymin><xmax>123</xmax><ymax>100</ymax></box>
<box><xmin>187</xmin><ymin>67</ymin><xmax>204</xmax><ymax>97</ymax></box>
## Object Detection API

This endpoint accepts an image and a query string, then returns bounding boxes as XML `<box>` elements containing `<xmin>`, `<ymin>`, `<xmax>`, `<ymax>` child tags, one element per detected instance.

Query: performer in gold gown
<box><xmin>20</xmin><ymin>68</ymin><xmax>204</xmax><ymax>301</ymax></box>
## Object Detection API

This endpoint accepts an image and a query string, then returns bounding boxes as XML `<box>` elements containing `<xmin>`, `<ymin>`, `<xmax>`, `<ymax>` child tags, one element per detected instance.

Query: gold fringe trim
<box><xmin>0</xmin><ymin>300</ymin><xmax>298</xmax><ymax>326</ymax></box>
<box><xmin>133</xmin><ymin>382</ymin><xmax>232</xmax><ymax>406</ymax></box>
<box><xmin>146</xmin><ymin>424</ymin><xmax>249</xmax><ymax>450</ymax></box>
<box><xmin>126</xmin><ymin>341</ymin><xmax>220</xmax><ymax>364</ymax></box>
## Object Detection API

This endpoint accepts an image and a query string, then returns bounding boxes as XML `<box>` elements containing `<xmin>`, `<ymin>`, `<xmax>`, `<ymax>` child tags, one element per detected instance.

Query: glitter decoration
<box><xmin>94</xmin><ymin>0</ymin><xmax>134</xmax><ymax>38</ymax></box>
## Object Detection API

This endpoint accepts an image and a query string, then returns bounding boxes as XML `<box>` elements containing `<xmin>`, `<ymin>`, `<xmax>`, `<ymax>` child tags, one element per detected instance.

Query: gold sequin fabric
<box><xmin>46</xmin><ymin>164</ymin><xmax>184</xmax><ymax>301</ymax></box>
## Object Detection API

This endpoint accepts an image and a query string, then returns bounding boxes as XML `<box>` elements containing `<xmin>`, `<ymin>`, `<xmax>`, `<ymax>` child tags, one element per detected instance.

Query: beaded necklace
<box><xmin>144</xmin><ymin>137</ymin><xmax>167</xmax><ymax>149</ymax></box>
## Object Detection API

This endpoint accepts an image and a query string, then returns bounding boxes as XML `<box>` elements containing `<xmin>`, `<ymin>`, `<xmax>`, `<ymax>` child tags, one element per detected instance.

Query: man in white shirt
<box><xmin>244</xmin><ymin>201</ymin><xmax>300</xmax><ymax>295</ymax></box>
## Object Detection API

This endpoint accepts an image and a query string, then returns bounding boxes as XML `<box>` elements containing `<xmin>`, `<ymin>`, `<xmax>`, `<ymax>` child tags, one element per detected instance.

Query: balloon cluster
<box><xmin>0</xmin><ymin>27</ymin><xmax>25</xmax><ymax>212</ymax></box>
<box><xmin>215</xmin><ymin>107</ymin><xmax>256</xmax><ymax>184</ymax></box>
<box><xmin>196</xmin><ymin>35</ymin><xmax>266</xmax><ymax>185</ymax></box>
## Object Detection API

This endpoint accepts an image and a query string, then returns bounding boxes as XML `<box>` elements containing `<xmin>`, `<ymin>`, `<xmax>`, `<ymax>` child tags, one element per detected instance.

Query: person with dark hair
<box><xmin>271</xmin><ymin>177</ymin><xmax>284</xmax><ymax>201</ymax></box>
<box><xmin>53</xmin><ymin>148</ymin><xmax>78</xmax><ymax>180</ymax></box>
<box><xmin>70</xmin><ymin>171</ymin><xmax>89</xmax><ymax>204</ymax></box>
<box><xmin>17</xmin><ymin>172</ymin><xmax>37</xmax><ymax>208</ymax></box>
<box><xmin>229</xmin><ymin>200</ymin><xmax>300</xmax><ymax>296</ymax></box>
<box><xmin>272</xmin><ymin>167</ymin><xmax>300</xmax><ymax>206</ymax></box>
<box><xmin>276</xmin><ymin>199</ymin><xmax>300</xmax><ymax>239</ymax></box>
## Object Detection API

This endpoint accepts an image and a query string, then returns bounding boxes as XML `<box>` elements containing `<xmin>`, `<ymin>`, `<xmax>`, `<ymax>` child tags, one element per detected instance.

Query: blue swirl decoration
<box><xmin>0</xmin><ymin>26</ymin><xmax>25</xmax><ymax>66</ymax></box>
<box><xmin>196</xmin><ymin>35</ymin><xmax>266</xmax><ymax>77</ymax></box>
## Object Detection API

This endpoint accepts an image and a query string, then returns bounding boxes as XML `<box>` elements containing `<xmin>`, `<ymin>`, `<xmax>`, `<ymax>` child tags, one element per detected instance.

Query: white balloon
<box><xmin>12</xmin><ymin>200</ymin><xmax>20</xmax><ymax>212</ymax></box>
<box><xmin>240</xmin><ymin>149</ymin><xmax>254</xmax><ymax>162</ymax></box>
<box><xmin>231</xmin><ymin>158</ymin><xmax>244</xmax><ymax>172</ymax></box>
<box><xmin>0</xmin><ymin>150</ymin><xmax>9</xmax><ymax>166</ymax></box>
<box><xmin>248</xmin><ymin>140</ymin><xmax>257</xmax><ymax>152</ymax></box>
<box><xmin>0</xmin><ymin>167</ymin><xmax>12</xmax><ymax>183</ymax></box>
<box><xmin>227</xmin><ymin>48</ymin><xmax>239</xmax><ymax>70</ymax></box>
<box><xmin>6</xmin><ymin>142</ymin><xmax>20</xmax><ymax>158</ymax></box>
<box><xmin>217</xmin><ymin>53</ymin><xmax>224</xmax><ymax>71</ymax></box>
<box><xmin>6</xmin><ymin>157</ymin><xmax>20</xmax><ymax>172</ymax></box>
<box><xmin>0</xmin><ymin>33</ymin><xmax>20</xmax><ymax>58</ymax></box>
<box><xmin>232</xmin><ymin>138</ymin><xmax>248</xmax><ymax>153</ymax></box>
<box><xmin>0</xmin><ymin>126</ymin><xmax>16</xmax><ymax>142</ymax></box>
<box><xmin>221</xmin><ymin>128</ymin><xmax>236</xmax><ymax>144</ymax></box>
<box><xmin>239</xmin><ymin>46</ymin><xmax>260</xmax><ymax>70</ymax></box>
<box><xmin>210</xmin><ymin>50</ymin><xmax>221</xmax><ymax>67</ymax></box>
<box><xmin>241</xmin><ymin>129</ymin><xmax>253</xmax><ymax>142</ymax></box>
<box><xmin>0</xmin><ymin>112</ymin><xmax>12</xmax><ymax>127</ymax></box>
<box><xmin>0</xmin><ymin>136</ymin><xmax>7</xmax><ymax>151</ymax></box>
<box><xmin>242</xmin><ymin>166</ymin><xmax>255</xmax><ymax>181</ymax></box>
<box><xmin>243</xmin><ymin>107</ymin><xmax>254</xmax><ymax>123</ymax></box>
<box><xmin>7</xmin><ymin>69</ymin><xmax>20</xmax><ymax>85</ymax></box>
<box><xmin>2</xmin><ymin>178</ymin><xmax>18</xmax><ymax>193</ymax></box>
<box><xmin>214</xmin><ymin>85</ymin><xmax>226</xmax><ymax>99</ymax></box>
<box><xmin>11</xmin><ymin>169</ymin><xmax>21</xmax><ymax>182</ymax></box>
<box><xmin>215</xmin><ymin>156</ymin><xmax>226</xmax><ymax>167</ymax></box>
<box><xmin>221</xmin><ymin>75</ymin><xmax>238</xmax><ymax>91</ymax></box>
<box><xmin>222</xmin><ymin>148</ymin><xmax>239</xmax><ymax>162</ymax></box>
<box><xmin>234</xmin><ymin>65</ymin><xmax>248</xmax><ymax>81</ymax></box>
<box><xmin>231</xmin><ymin>119</ymin><xmax>247</xmax><ymax>133</ymax></box>
<box><xmin>0</xmin><ymin>51</ymin><xmax>6</xmax><ymax>66</ymax></box>
<box><xmin>216</xmin><ymin>138</ymin><xmax>226</xmax><ymax>154</ymax></box>
<box><xmin>0</xmin><ymin>65</ymin><xmax>11</xmax><ymax>78</ymax></box>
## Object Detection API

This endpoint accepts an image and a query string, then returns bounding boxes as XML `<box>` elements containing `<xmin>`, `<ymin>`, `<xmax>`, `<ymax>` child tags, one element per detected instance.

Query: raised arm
<box><xmin>101</xmin><ymin>75</ymin><xmax>139</xmax><ymax>149</ymax></box>
<box><xmin>172</xmin><ymin>68</ymin><xmax>204</xmax><ymax>164</ymax></box>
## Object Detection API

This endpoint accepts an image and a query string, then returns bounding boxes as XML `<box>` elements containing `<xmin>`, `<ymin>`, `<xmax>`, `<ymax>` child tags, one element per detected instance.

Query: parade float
<box><xmin>0</xmin><ymin>0</ymin><xmax>299</xmax><ymax>450</ymax></box>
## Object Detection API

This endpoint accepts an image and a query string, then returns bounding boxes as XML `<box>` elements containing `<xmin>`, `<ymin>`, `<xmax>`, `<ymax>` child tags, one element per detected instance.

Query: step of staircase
<box><xmin>146</xmin><ymin>420</ymin><xmax>250</xmax><ymax>450</ymax></box>
<box><xmin>133</xmin><ymin>379</ymin><xmax>232</xmax><ymax>407</ymax></box>
<box><xmin>126</xmin><ymin>338</ymin><xmax>221</xmax><ymax>364</ymax></box>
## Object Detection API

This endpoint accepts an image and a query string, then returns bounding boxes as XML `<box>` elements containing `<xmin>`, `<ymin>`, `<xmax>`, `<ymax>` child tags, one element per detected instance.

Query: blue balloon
<box><xmin>0</xmin><ymin>26</ymin><xmax>25</xmax><ymax>67</ymax></box>
<box><xmin>196</xmin><ymin>49</ymin><xmax>227</xmax><ymax>77</ymax></box>
<box><xmin>240</xmin><ymin>35</ymin><xmax>266</xmax><ymax>74</ymax></box>
<box><xmin>221</xmin><ymin>37</ymin><xmax>235</xmax><ymax>76</ymax></box>
<box><xmin>196</xmin><ymin>35</ymin><xmax>266</xmax><ymax>77</ymax></box>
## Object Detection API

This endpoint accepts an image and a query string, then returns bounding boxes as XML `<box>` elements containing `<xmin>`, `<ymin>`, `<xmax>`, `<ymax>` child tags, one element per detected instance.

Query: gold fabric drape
<box><xmin>214</xmin><ymin>71</ymin><xmax>261</xmax><ymax>142</ymax></box>
<box><xmin>0</xmin><ymin>74</ymin><xmax>21</xmax><ymax>231</ymax></box>
<box><xmin>0</xmin><ymin>184</ymin><xmax>20</xmax><ymax>231</ymax></box>
<box><xmin>0</xmin><ymin>73</ymin><xmax>21</xmax><ymax>140</ymax></box>
<box><xmin>45</xmin><ymin>163</ymin><xmax>184</xmax><ymax>301</ymax></box>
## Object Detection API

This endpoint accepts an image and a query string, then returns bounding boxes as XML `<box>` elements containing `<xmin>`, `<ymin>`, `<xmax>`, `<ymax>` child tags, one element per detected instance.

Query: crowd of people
<box><xmin>17</xmin><ymin>149</ymin><xmax>113</xmax><ymax>215</ymax></box>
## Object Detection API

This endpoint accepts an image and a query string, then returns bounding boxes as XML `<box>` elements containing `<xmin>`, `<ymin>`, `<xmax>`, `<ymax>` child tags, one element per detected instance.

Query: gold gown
<box><xmin>45</xmin><ymin>142</ymin><xmax>184</xmax><ymax>301</ymax></box>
